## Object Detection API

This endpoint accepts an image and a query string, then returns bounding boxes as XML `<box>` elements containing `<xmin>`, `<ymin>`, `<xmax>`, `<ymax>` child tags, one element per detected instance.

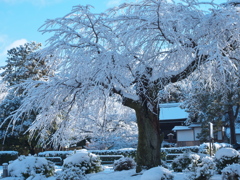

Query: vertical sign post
<box><xmin>2</xmin><ymin>163</ymin><xmax>8</xmax><ymax>177</ymax></box>
<box><xmin>209</xmin><ymin>122</ymin><xmax>213</xmax><ymax>157</ymax></box>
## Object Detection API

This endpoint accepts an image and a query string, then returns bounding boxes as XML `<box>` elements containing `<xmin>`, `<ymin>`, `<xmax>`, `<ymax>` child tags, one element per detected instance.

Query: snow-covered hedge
<box><xmin>141</xmin><ymin>166</ymin><xmax>174</xmax><ymax>180</ymax></box>
<box><xmin>221</xmin><ymin>164</ymin><xmax>240</xmax><ymax>180</ymax></box>
<box><xmin>0</xmin><ymin>151</ymin><xmax>18</xmax><ymax>164</ymax></box>
<box><xmin>214</xmin><ymin>148</ymin><xmax>240</xmax><ymax>173</ymax></box>
<box><xmin>89</xmin><ymin>148</ymin><xmax>136</xmax><ymax>159</ymax></box>
<box><xmin>8</xmin><ymin>155</ymin><xmax>55</xmax><ymax>179</ymax></box>
<box><xmin>162</xmin><ymin>146</ymin><xmax>199</xmax><ymax>154</ymax></box>
<box><xmin>57</xmin><ymin>149</ymin><xmax>103</xmax><ymax>180</ymax></box>
<box><xmin>38</xmin><ymin>150</ymin><xmax>73</xmax><ymax>160</ymax></box>
<box><xmin>199</xmin><ymin>143</ymin><xmax>232</xmax><ymax>155</ymax></box>
<box><xmin>113</xmin><ymin>157</ymin><xmax>136</xmax><ymax>171</ymax></box>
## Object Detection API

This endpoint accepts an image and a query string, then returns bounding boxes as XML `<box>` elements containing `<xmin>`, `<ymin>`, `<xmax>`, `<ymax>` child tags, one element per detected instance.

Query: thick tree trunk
<box><xmin>228</xmin><ymin>107</ymin><xmax>237</xmax><ymax>144</ymax></box>
<box><xmin>134</xmin><ymin>103</ymin><xmax>162</xmax><ymax>173</ymax></box>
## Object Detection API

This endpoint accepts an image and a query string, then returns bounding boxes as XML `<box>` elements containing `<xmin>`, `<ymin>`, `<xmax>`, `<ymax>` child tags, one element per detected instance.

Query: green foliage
<box><xmin>0</xmin><ymin>42</ymin><xmax>46</xmax><ymax>86</ymax></box>
<box><xmin>113</xmin><ymin>157</ymin><xmax>136</xmax><ymax>171</ymax></box>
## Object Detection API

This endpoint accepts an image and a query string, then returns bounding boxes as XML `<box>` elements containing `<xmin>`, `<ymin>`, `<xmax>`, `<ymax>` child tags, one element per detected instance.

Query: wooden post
<box><xmin>2</xmin><ymin>163</ymin><xmax>8</xmax><ymax>177</ymax></box>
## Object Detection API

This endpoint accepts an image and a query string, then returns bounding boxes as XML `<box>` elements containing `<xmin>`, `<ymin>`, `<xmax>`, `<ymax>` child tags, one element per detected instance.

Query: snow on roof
<box><xmin>172</xmin><ymin>126</ymin><xmax>191</xmax><ymax>131</ymax></box>
<box><xmin>188</xmin><ymin>123</ymin><xmax>201</xmax><ymax>128</ymax></box>
<box><xmin>159</xmin><ymin>103</ymin><xmax>188</xmax><ymax>120</ymax></box>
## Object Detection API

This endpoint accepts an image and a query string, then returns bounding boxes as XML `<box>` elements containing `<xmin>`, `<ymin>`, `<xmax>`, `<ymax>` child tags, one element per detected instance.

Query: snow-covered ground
<box><xmin>0</xmin><ymin>165</ymin><xmax>222</xmax><ymax>180</ymax></box>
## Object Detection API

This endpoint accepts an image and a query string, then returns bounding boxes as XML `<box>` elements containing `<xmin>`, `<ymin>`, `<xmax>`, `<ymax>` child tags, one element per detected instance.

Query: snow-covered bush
<box><xmin>0</xmin><ymin>151</ymin><xmax>18</xmax><ymax>164</ymax></box>
<box><xmin>172</xmin><ymin>152</ymin><xmax>199</xmax><ymax>172</ymax></box>
<box><xmin>214</xmin><ymin>148</ymin><xmax>240</xmax><ymax>173</ymax></box>
<box><xmin>199</xmin><ymin>143</ymin><xmax>213</xmax><ymax>154</ymax></box>
<box><xmin>56</xmin><ymin>166</ymin><xmax>88</xmax><ymax>180</ymax></box>
<box><xmin>57</xmin><ymin>150</ymin><xmax>103</xmax><ymax>180</ymax></box>
<box><xmin>113</xmin><ymin>157</ymin><xmax>136</xmax><ymax>171</ymax></box>
<box><xmin>140</xmin><ymin>166</ymin><xmax>174</xmax><ymax>180</ymax></box>
<box><xmin>185</xmin><ymin>156</ymin><xmax>216</xmax><ymax>180</ymax></box>
<box><xmin>8</xmin><ymin>155</ymin><xmax>55</xmax><ymax>179</ymax></box>
<box><xmin>222</xmin><ymin>164</ymin><xmax>240</xmax><ymax>180</ymax></box>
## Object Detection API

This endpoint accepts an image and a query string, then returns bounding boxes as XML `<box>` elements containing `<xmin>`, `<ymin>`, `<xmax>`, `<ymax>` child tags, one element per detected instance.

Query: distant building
<box><xmin>159</xmin><ymin>103</ymin><xmax>188</xmax><ymax>143</ymax></box>
<box><xmin>172</xmin><ymin>123</ymin><xmax>201</xmax><ymax>146</ymax></box>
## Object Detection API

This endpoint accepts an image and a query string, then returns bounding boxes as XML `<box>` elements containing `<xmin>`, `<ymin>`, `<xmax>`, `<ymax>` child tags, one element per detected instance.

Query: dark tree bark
<box><xmin>134</xmin><ymin>102</ymin><xmax>162</xmax><ymax>172</ymax></box>
<box><xmin>121</xmin><ymin>85</ymin><xmax>163</xmax><ymax>172</ymax></box>
<box><xmin>227</xmin><ymin>105</ymin><xmax>238</xmax><ymax>144</ymax></box>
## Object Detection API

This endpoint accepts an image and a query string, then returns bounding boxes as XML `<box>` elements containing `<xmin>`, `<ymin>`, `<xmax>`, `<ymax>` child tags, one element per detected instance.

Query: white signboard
<box><xmin>209</xmin><ymin>122</ymin><xmax>213</xmax><ymax>139</ymax></box>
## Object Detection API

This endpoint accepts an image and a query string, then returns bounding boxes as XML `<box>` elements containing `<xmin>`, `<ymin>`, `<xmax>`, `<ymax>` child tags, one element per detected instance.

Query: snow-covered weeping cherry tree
<box><xmin>9</xmin><ymin>0</ymin><xmax>240</xmax><ymax>172</ymax></box>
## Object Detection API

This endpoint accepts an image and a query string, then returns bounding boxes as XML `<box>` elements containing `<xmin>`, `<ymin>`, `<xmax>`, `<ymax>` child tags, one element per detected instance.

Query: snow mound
<box><xmin>8</xmin><ymin>155</ymin><xmax>54</xmax><ymax>178</ymax></box>
<box><xmin>222</xmin><ymin>164</ymin><xmax>240</xmax><ymax>179</ymax></box>
<box><xmin>215</xmin><ymin>148</ymin><xmax>239</xmax><ymax>159</ymax></box>
<box><xmin>140</xmin><ymin>166</ymin><xmax>174</xmax><ymax>180</ymax></box>
<box><xmin>64</xmin><ymin>149</ymin><xmax>98</xmax><ymax>165</ymax></box>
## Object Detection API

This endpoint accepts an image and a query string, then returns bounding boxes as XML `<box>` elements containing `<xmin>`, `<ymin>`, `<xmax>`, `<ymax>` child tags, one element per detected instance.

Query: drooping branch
<box><xmin>111</xmin><ymin>86</ymin><xmax>140</xmax><ymax>110</ymax></box>
<box><xmin>154</xmin><ymin>53</ymin><xmax>208</xmax><ymax>87</ymax></box>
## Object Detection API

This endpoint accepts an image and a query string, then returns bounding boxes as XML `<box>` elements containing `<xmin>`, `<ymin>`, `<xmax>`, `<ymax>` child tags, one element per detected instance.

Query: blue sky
<box><xmin>0</xmin><ymin>0</ymin><xmax>130</xmax><ymax>66</ymax></box>
<box><xmin>0</xmin><ymin>0</ymin><xmax>227</xmax><ymax>66</ymax></box>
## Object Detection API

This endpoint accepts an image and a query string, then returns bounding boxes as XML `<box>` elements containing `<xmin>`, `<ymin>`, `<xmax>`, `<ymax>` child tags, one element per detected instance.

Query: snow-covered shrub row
<box><xmin>141</xmin><ymin>166</ymin><xmax>174</xmax><ymax>180</ymax></box>
<box><xmin>56</xmin><ymin>149</ymin><xmax>103</xmax><ymax>180</ymax></box>
<box><xmin>38</xmin><ymin>150</ymin><xmax>73</xmax><ymax>161</ymax></box>
<box><xmin>89</xmin><ymin>148</ymin><xmax>136</xmax><ymax>159</ymax></box>
<box><xmin>8</xmin><ymin>155</ymin><xmax>55</xmax><ymax>179</ymax></box>
<box><xmin>162</xmin><ymin>146</ymin><xmax>199</xmax><ymax>154</ymax></box>
<box><xmin>221</xmin><ymin>164</ymin><xmax>240</xmax><ymax>180</ymax></box>
<box><xmin>113</xmin><ymin>157</ymin><xmax>136</xmax><ymax>171</ymax></box>
<box><xmin>0</xmin><ymin>151</ymin><xmax>18</xmax><ymax>164</ymax></box>
<box><xmin>214</xmin><ymin>148</ymin><xmax>240</xmax><ymax>174</ymax></box>
<box><xmin>185</xmin><ymin>156</ymin><xmax>216</xmax><ymax>180</ymax></box>
<box><xmin>199</xmin><ymin>143</ymin><xmax>232</xmax><ymax>155</ymax></box>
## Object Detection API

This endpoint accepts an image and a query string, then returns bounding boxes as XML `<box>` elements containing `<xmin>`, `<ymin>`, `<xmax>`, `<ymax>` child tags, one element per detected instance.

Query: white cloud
<box><xmin>0</xmin><ymin>39</ymin><xmax>27</xmax><ymax>66</ymax></box>
<box><xmin>5</xmin><ymin>39</ymin><xmax>27</xmax><ymax>50</ymax></box>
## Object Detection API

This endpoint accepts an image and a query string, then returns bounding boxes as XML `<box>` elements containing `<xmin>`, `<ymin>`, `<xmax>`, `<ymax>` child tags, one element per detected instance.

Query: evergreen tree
<box><xmin>0</xmin><ymin>42</ymin><xmax>48</xmax><ymax>154</ymax></box>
